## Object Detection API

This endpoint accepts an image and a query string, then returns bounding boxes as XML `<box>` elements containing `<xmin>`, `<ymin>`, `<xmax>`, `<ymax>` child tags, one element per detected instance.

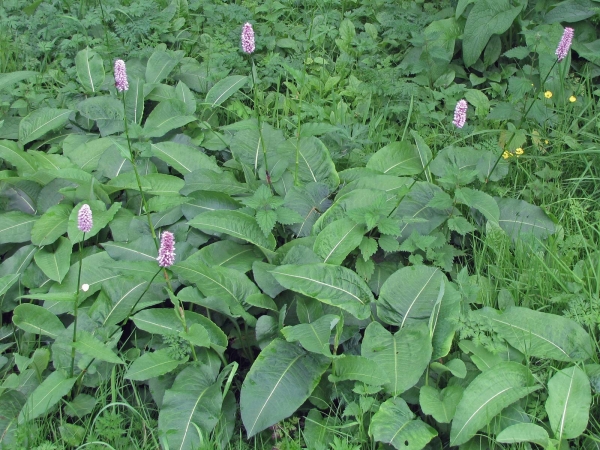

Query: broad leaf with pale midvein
<box><xmin>240</xmin><ymin>339</ymin><xmax>330</xmax><ymax>437</ymax></box>
<box><xmin>270</xmin><ymin>264</ymin><xmax>373</xmax><ymax>320</ymax></box>
<box><xmin>18</xmin><ymin>371</ymin><xmax>76</xmax><ymax>424</ymax></box>
<box><xmin>313</xmin><ymin>218</ymin><xmax>366</xmax><ymax>264</ymax></box>
<box><xmin>450</xmin><ymin>362</ymin><xmax>540</xmax><ymax>446</ymax></box>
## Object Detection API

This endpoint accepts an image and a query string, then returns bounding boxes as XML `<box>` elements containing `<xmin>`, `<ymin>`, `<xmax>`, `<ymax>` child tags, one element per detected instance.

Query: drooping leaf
<box><xmin>18</xmin><ymin>371</ymin><xmax>76</xmax><ymax>424</ymax></box>
<box><xmin>159</xmin><ymin>365</ymin><xmax>222</xmax><ymax>450</ymax></box>
<box><xmin>34</xmin><ymin>237</ymin><xmax>72</xmax><ymax>282</ymax></box>
<box><xmin>496</xmin><ymin>423</ymin><xmax>550</xmax><ymax>447</ymax></box>
<box><xmin>496</xmin><ymin>198</ymin><xmax>556</xmax><ymax>240</ymax></box>
<box><xmin>75</xmin><ymin>48</ymin><xmax>105</xmax><ymax>93</ymax></box>
<box><xmin>370</xmin><ymin>397</ymin><xmax>437</xmax><ymax>450</ymax></box>
<box><xmin>240</xmin><ymin>339</ymin><xmax>330</xmax><ymax>437</ymax></box>
<box><xmin>362</xmin><ymin>322</ymin><xmax>432</xmax><ymax>396</ymax></box>
<box><xmin>205</xmin><ymin>75</ymin><xmax>248</xmax><ymax>107</ymax></box>
<box><xmin>450</xmin><ymin>362</ymin><xmax>540</xmax><ymax>446</ymax></box>
<box><xmin>19</xmin><ymin>108</ymin><xmax>72</xmax><ymax>145</ymax></box>
<box><xmin>545</xmin><ymin>366</ymin><xmax>591</xmax><ymax>441</ymax></box>
<box><xmin>12</xmin><ymin>304</ymin><xmax>65</xmax><ymax>339</ymax></box>
<box><xmin>474</xmin><ymin>307</ymin><xmax>593</xmax><ymax>362</ymax></box>
<box><xmin>124</xmin><ymin>349</ymin><xmax>183</xmax><ymax>381</ymax></box>
<box><xmin>313</xmin><ymin>218</ymin><xmax>366</xmax><ymax>265</ymax></box>
<box><xmin>270</xmin><ymin>264</ymin><xmax>373</xmax><ymax>320</ymax></box>
<box><xmin>0</xmin><ymin>139</ymin><xmax>36</xmax><ymax>174</ymax></box>
<box><xmin>378</xmin><ymin>265</ymin><xmax>445</xmax><ymax>328</ymax></box>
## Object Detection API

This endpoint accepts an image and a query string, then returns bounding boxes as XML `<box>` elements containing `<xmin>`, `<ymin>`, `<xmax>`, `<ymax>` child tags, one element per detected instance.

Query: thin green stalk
<box><xmin>250</xmin><ymin>57</ymin><xmax>272</xmax><ymax>190</ymax></box>
<box><xmin>97</xmin><ymin>0</ymin><xmax>110</xmax><ymax>52</ymax></box>
<box><xmin>70</xmin><ymin>238</ymin><xmax>85</xmax><ymax>378</ymax></box>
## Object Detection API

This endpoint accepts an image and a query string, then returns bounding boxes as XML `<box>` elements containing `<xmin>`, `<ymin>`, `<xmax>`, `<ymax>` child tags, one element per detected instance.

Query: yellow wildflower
<box><xmin>502</xmin><ymin>151</ymin><xmax>512</xmax><ymax>160</ymax></box>
<box><xmin>544</xmin><ymin>91</ymin><xmax>553</xmax><ymax>98</ymax></box>
<box><xmin>545</xmin><ymin>140</ymin><xmax>549</xmax><ymax>144</ymax></box>
<box><xmin>515</xmin><ymin>148</ymin><xmax>524</xmax><ymax>157</ymax></box>
<box><xmin>569</xmin><ymin>96</ymin><xmax>576</xmax><ymax>102</ymax></box>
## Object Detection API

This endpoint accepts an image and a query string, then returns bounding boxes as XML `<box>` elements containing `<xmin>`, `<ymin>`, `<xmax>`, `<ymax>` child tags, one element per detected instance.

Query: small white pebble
<box><xmin>81</xmin><ymin>284</ymin><xmax>90</xmax><ymax>292</ymax></box>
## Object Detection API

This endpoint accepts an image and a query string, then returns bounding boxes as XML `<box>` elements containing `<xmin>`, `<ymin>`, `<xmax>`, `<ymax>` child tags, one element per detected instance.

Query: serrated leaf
<box><xmin>205</xmin><ymin>75</ymin><xmax>248</xmax><ymax>107</ymax></box>
<box><xmin>34</xmin><ymin>237</ymin><xmax>72</xmax><ymax>282</ymax></box>
<box><xmin>447</xmin><ymin>216</ymin><xmax>475</xmax><ymax>235</ymax></box>
<box><xmin>124</xmin><ymin>349</ymin><xmax>183</xmax><ymax>381</ymax></box>
<box><xmin>271</xmin><ymin>264</ymin><xmax>373</xmax><ymax>320</ymax></box>
<box><xmin>19</xmin><ymin>108</ymin><xmax>72</xmax><ymax>145</ymax></box>
<box><xmin>359</xmin><ymin>237</ymin><xmax>378</xmax><ymax>261</ymax></box>
<box><xmin>255</xmin><ymin>209</ymin><xmax>277</xmax><ymax>237</ymax></box>
<box><xmin>313</xmin><ymin>218</ymin><xmax>366</xmax><ymax>265</ymax></box>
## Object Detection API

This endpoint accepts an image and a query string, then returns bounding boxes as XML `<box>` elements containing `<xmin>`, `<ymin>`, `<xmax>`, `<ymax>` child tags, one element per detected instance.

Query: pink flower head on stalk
<box><xmin>241</xmin><ymin>22</ymin><xmax>255</xmax><ymax>54</ymax></box>
<box><xmin>452</xmin><ymin>99</ymin><xmax>468</xmax><ymax>128</ymax></box>
<box><xmin>77</xmin><ymin>204</ymin><xmax>93</xmax><ymax>233</ymax></box>
<box><xmin>555</xmin><ymin>27</ymin><xmax>574</xmax><ymax>61</ymax></box>
<box><xmin>157</xmin><ymin>231</ymin><xmax>176</xmax><ymax>268</ymax></box>
<box><xmin>114</xmin><ymin>59</ymin><xmax>129</xmax><ymax>92</ymax></box>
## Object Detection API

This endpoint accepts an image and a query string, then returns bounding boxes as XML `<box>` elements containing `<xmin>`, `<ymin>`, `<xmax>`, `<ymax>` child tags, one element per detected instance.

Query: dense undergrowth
<box><xmin>0</xmin><ymin>0</ymin><xmax>599</xmax><ymax>449</ymax></box>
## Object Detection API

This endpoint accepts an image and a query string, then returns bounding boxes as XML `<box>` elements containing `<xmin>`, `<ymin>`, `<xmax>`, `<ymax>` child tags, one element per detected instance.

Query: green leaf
<box><xmin>143</xmin><ymin>99</ymin><xmax>196</xmax><ymax>138</ymax></box>
<box><xmin>124</xmin><ymin>349</ymin><xmax>183</xmax><ymax>381</ymax></box>
<box><xmin>18</xmin><ymin>371</ymin><xmax>76</xmax><ymax>424</ymax></box>
<box><xmin>366</xmin><ymin>141</ymin><xmax>423</xmax><ymax>176</ymax></box>
<box><xmin>330</xmin><ymin>355</ymin><xmax>389</xmax><ymax>385</ymax></box>
<box><xmin>143</xmin><ymin>173</ymin><xmax>185</xmax><ymax>196</ymax></box>
<box><xmin>497</xmin><ymin>198</ymin><xmax>556</xmax><ymax>240</ymax></box>
<box><xmin>240</xmin><ymin>339</ymin><xmax>330</xmax><ymax>437</ymax></box>
<box><xmin>96</xmin><ymin>278</ymin><xmax>151</xmax><ymax>327</ymax></box>
<box><xmin>19</xmin><ymin>108</ymin><xmax>72</xmax><ymax>145</ymax></box>
<box><xmin>369</xmin><ymin>397</ymin><xmax>437</xmax><ymax>450</ymax></box>
<box><xmin>71</xmin><ymin>330</ymin><xmax>124</xmax><ymax>365</ymax></box>
<box><xmin>77</xmin><ymin>97</ymin><xmax>123</xmax><ymax>122</ymax></box>
<box><xmin>0</xmin><ymin>139</ymin><xmax>37</xmax><ymax>174</ymax></box>
<box><xmin>0</xmin><ymin>71</ymin><xmax>37</xmax><ymax>92</ymax></box>
<box><xmin>176</xmin><ymin>80</ymin><xmax>196</xmax><ymax>114</ymax></box>
<box><xmin>179</xmin><ymin>324</ymin><xmax>211</xmax><ymax>348</ymax></box>
<box><xmin>67</xmin><ymin>201</ymin><xmax>121</xmax><ymax>244</ymax></box>
<box><xmin>496</xmin><ymin>423</ymin><xmax>550</xmax><ymax>447</ymax></box>
<box><xmin>362</xmin><ymin>322</ymin><xmax>432</xmax><ymax>396</ymax></box>
<box><xmin>0</xmin><ymin>211</ymin><xmax>37</xmax><ymax>244</ymax></box>
<box><xmin>75</xmin><ymin>48</ymin><xmax>105</xmax><ymax>93</ymax></box>
<box><xmin>313</xmin><ymin>218</ymin><xmax>366</xmax><ymax>265</ymax></box>
<box><xmin>194</xmin><ymin>240</ymin><xmax>260</xmax><ymax>273</ymax></box>
<box><xmin>546</xmin><ymin>366</ymin><xmax>591</xmax><ymax>441</ymax></box>
<box><xmin>462</xmin><ymin>0</ymin><xmax>523</xmax><ymax>67</ymax></box>
<box><xmin>231</xmin><ymin>121</ymin><xmax>286</xmax><ymax>173</ymax></box>
<box><xmin>30</xmin><ymin>203</ymin><xmax>71</xmax><ymax>246</ymax></box>
<box><xmin>159</xmin><ymin>365</ymin><xmax>222</xmax><ymax>450</ymax></box>
<box><xmin>12</xmin><ymin>304</ymin><xmax>65</xmax><ymax>339</ymax></box>
<box><xmin>474</xmin><ymin>307</ymin><xmax>593</xmax><ymax>362</ymax></box>
<box><xmin>281</xmin><ymin>314</ymin><xmax>339</xmax><ymax>356</ymax></box>
<box><xmin>255</xmin><ymin>209</ymin><xmax>277</xmax><ymax>236</ymax></box>
<box><xmin>188</xmin><ymin>210</ymin><xmax>276</xmax><ymax>251</ymax></box>
<box><xmin>271</xmin><ymin>264</ymin><xmax>373</xmax><ymax>320</ymax></box>
<box><xmin>145</xmin><ymin>51</ymin><xmax>178</xmax><ymax>84</ymax></box>
<box><xmin>455</xmin><ymin>187</ymin><xmax>499</xmax><ymax>225</ymax></box>
<box><xmin>378</xmin><ymin>266</ymin><xmax>445</xmax><ymax>328</ymax></box>
<box><xmin>182</xmin><ymin>169</ymin><xmax>247</xmax><ymax>196</ymax></box>
<box><xmin>150</xmin><ymin>142</ymin><xmax>219</xmax><ymax>175</ymax></box>
<box><xmin>102</xmin><ymin>236</ymin><xmax>156</xmax><ymax>262</ymax></box>
<box><xmin>0</xmin><ymin>273</ymin><xmax>19</xmax><ymax>297</ymax></box>
<box><xmin>34</xmin><ymin>237</ymin><xmax>72</xmax><ymax>282</ymax></box>
<box><xmin>545</xmin><ymin>0</ymin><xmax>597</xmax><ymax>23</ymax></box>
<box><xmin>419</xmin><ymin>385</ymin><xmax>464</xmax><ymax>423</ymax></box>
<box><xmin>450</xmin><ymin>362</ymin><xmax>540</xmax><ymax>446</ymax></box>
<box><xmin>125</xmin><ymin>77</ymin><xmax>145</xmax><ymax>124</ymax></box>
<box><xmin>205</xmin><ymin>75</ymin><xmax>248</xmax><ymax>107</ymax></box>
<box><xmin>295</xmin><ymin>137</ymin><xmax>340</xmax><ymax>191</ymax></box>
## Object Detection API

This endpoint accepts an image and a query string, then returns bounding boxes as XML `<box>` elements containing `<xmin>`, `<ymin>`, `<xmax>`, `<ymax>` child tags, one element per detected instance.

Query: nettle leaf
<box><xmin>143</xmin><ymin>99</ymin><xmax>196</xmax><ymax>138</ymax></box>
<box><xmin>455</xmin><ymin>187</ymin><xmax>499</xmax><ymax>225</ymax></box>
<box><xmin>19</xmin><ymin>108</ymin><xmax>72</xmax><ymax>145</ymax></box>
<box><xmin>240</xmin><ymin>339</ymin><xmax>330</xmax><ymax>437</ymax></box>
<box><xmin>450</xmin><ymin>362</ymin><xmax>540</xmax><ymax>446</ymax></box>
<box><xmin>75</xmin><ymin>47</ymin><xmax>105</xmax><ymax>93</ymax></box>
<box><xmin>34</xmin><ymin>237</ymin><xmax>72</xmax><ymax>283</ymax></box>
<box><xmin>281</xmin><ymin>314</ymin><xmax>339</xmax><ymax>356</ymax></box>
<box><xmin>366</xmin><ymin>141</ymin><xmax>423</xmax><ymax>176</ymax></box>
<box><xmin>496</xmin><ymin>198</ymin><xmax>555</xmax><ymax>240</ymax></box>
<box><xmin>159</xmin><ymin>365</ymin><xmax>222</xmax><ymax>450</ymax></box>
<box><xmin>362</xmin><ymin>322</ymin><xmax>432</xmax><ymax>396</ymax></box>
<box><xmin>313</xmin><ymin>218</ymin><xmax>366</xmax><ymax>265</ymax></box>
<box><xmin>546</xmin><ymin>366</ymin><xmax>591</xmax><ymax>441</ymax></box>
<box><xmin>31</xmin><ymin>203</ymin><xmax>71</xmax><ymax>246</ymax></box>
<box><xmin>462</xmin><ymin>0</ymin><xmax>523</xmax><ymax>67</ymax></box>
<box><xmin>271</xmin><ymin>264</ymin><xmax>373</xmax><ymax>320</ymax></box>
<box><xmin>150</xmin><ymin>142</ymin><xmax>219</xmax><ymax>175</ymax></box>
<box><xmin>370</xmin><ymin>397</ymin><xmax>437</xmax><ymax>450</ymax></box>
<box><xmin>474</xmin><ymin>307</ymin><xmax>593</xmax><ymax>361</ymax></box>
<box><xmin>205</xmin><ymin>75</ymin><xmax>248</xmax><ymax>107</ymax></box>
<box><xmin>255</xmin><ymin>209</ymin><xmax>277</xmax><ymax>236</ymax></box>
<box><xmin>330</xmin><ymin>355</ymin><xmax>389</xmax><ymax>386</ymax></box>
<box><xmin>377</xmin><ymin>266</ymin><xmax>445</xmax><ymax>328</ymax></box>
<box><xmin>0</xmin><ymin>139</ymin><xmax>37</xmax><ymax>174</ymax></box>
<box><xmin>124</xmin><ymin>349</ymin><xmax>183</xmax><ymax>381</ymax></box>
<box><xmin>18</xmin><ymin>371</ymin><xmax>76</xmax><ymax>424</ymax></box>
<box><xmin>188</xmin><ymin>210</ymin><xmax>276</xmax><ymax>251</ymax></box>
<box><xmin>12</xmin><ymin>304</ymin><xmax>65</xmax><ymax>339</ymax></box>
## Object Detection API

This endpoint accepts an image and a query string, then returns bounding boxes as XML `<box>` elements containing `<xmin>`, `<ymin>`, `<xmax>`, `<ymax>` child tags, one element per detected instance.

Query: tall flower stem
<box><xmin>69</xmin><ymin>238</ymin><xmax>85</xmax><ymax>378</ymax></box>
<box><xmin>249</xmin><ymin>58</ymin><xmax>272</xmax><ymax>191</ymax></box>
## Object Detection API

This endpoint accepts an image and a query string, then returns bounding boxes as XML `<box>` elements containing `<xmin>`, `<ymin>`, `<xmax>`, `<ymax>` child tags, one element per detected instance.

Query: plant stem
<box><xmin>70</xmin><ymin>237</ymin><xmax>85</xmax><ymax>378</ymax></box>
<box><xmin>250</xmin><ymin>57</ymin><xmax>272</xmax><ymax>191</ymax></box>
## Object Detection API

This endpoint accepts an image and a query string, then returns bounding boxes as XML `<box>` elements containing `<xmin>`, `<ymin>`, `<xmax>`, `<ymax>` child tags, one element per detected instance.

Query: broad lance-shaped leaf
<box><xmin>455</xmin><ymin>187</ymin><xmax>499</xmax><ymax>224</ymax></box>
<box><xmin>545</xmin><ymin>366</ymin><xmax>591</xmax><ymax>441</ymax></box>
<box><xmin>366</xmin><ymin>140</ymin><xmax>423</xmax><ymax>176</ymax></box>
<box><xmin>496</xmin><ymin>197</ymin><xmax>555</xmax><ymax>240</ymax></box>
<box><xmin>362</xmin><ymin>322</ymin><xmax>432</xmax><ymax>396</ymax></box>
<box><xmin>159</xmin><ymin>365</ymin><xmax>222</xmax><ymax>450</ymax></box>
<box><xmin>330</xmin><ymin>355</ymin><xmax>390</xmax><ymax>386</ymax></box>
<box><xmin>377</xmin><ymin>265</ymin><xmax>444</xmax><ymax>328</ymax></box>
<box><xmin>270</xmin><ymin>264</ymin><xmax>373</xmax><ymax>320</ymax></box>
<box><xmin>313</xmin><ymin>218</ymin><xmax>366</xmax><ymax>265</ymax></box>
<box><xmin>294</xmin><ymin>136</ymin><xmax>339</xmax><ymax>191</ymax></box>
<box><xmin>33</xmin><ymin>236</ymin><xmax>72</xmax><ymax>282</ymax></box>
<box><xmin>474</xmin><ymin>307</ymin><xmax>593</xmax><ymax>362</ymax></box>
<box><xmin>75</xmin><ymin>47</ymin><xmax>105</xmax><ymax>93</ymax></box>
<box><xmin>145</xmin><ymin>50</ymin><xmax>178</xmax><ymax>84</ymax></box>
<box><xmin>125</xmin><ymin>349</ymin><xmax>183</xmax><ymax>381</ymax></box>
<box><xmin>188</xmin><ymin>210</ymin><xmax>276</xmax><ymax>251</ymax></box>
<box><xmin>497</xmin><ymin>423</ymin><xmax>550</xmax><ymax>447</ymax></box>
<box><xmin>150</xmin><ymin>141</ymin><xmax>220</xmax><ymax>175</ymax></box>
<box><xmin>369</xmin><ymin>397</ymin><xmax>437</xmax><ymax>450</ymax></box>
<box><xmin>31</xmin><ymin>203</ymin><xmax>71</xmax><ymax>246</ymax></box>
<box><xmin>205</xmin><ymin>75</ymin><xmax>248</xmax><ymax>107</ymax></box>
<box><xmin>0</xmin><ymin>211</ymin><xmax>37</xmax><ymax>244</ymax></box>
<box><xmin>450</xmin><ymin>362</ymin><xmax>541</xmax><ymax>446</ymax></box>
<box><xmin>71</xmin><ymin>330</ymin><xmax>124</xmax><ymax>365</ymax></box>
<box><xmin>419</xmin><ymin>385</ymin><xmax>464</xmax><ymax>423</ymax></box>
<box><xmin>19</xmin><ymin>108</ymin><xmax>72</xmax><ymax>145</ymax></box>
<box><xmin>240</xmin><ymin>339</ymin><xmax>330</xmax><ymax>437</ymax></box>
<box><xmin>0</xmin><ymin>139</ymin><xmax>37</xmax><ymax>174</ymax></box>
<box><xmin>143</xmin><ymin>99</ymin><xmax>196</xmax><ymax>138</ymax></box>
<box><xmin>18</xmin><ymin>371</ymin><xmax>76</xmax><ymax>424</ymax></box>
<box><xmin>281</xmin><ymin>314</ymin><xmax>339</xmax><ymax>356</ymax></box>
<box><xmin>13</xmin><ymin>304</ymin><xmax>65</xmax><ymax>339</ymax></box>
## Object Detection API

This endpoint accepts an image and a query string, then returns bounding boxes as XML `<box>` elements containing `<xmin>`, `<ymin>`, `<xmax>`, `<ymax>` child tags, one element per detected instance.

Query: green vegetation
<box><xmin>0</xmin><ymin>0</ymin><xmax>599</xmax><ymax>449</ymax></box>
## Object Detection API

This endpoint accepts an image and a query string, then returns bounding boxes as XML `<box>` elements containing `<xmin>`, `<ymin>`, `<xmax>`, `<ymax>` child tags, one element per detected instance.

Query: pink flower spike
<box><xmin>157</xmin><ymin>231</ymin><xmax>176</xmax><ymax>268</ymax></box>
<box><xmin>77</xmin><ymin>204</ymin><xmax>93</xmax><ymax>233</ymax></box>
<box><xmin>556</xmin><ymin>27</ymin><xmax>574</xmax><ymax>62</ymax></box>
<box><xmin>114</xmin><ymin>59</ymin><xmax>129</xmax><ymax>92</ymax></box>
<box><xmin>241</xmin><ymin>22</ymin><xmax>255</xmax><ymax>54</ymax></box>
<box><xmin>453</xmin><ymin>99</ymin><xmax>468</xmax><ymax>129</ymax></box>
